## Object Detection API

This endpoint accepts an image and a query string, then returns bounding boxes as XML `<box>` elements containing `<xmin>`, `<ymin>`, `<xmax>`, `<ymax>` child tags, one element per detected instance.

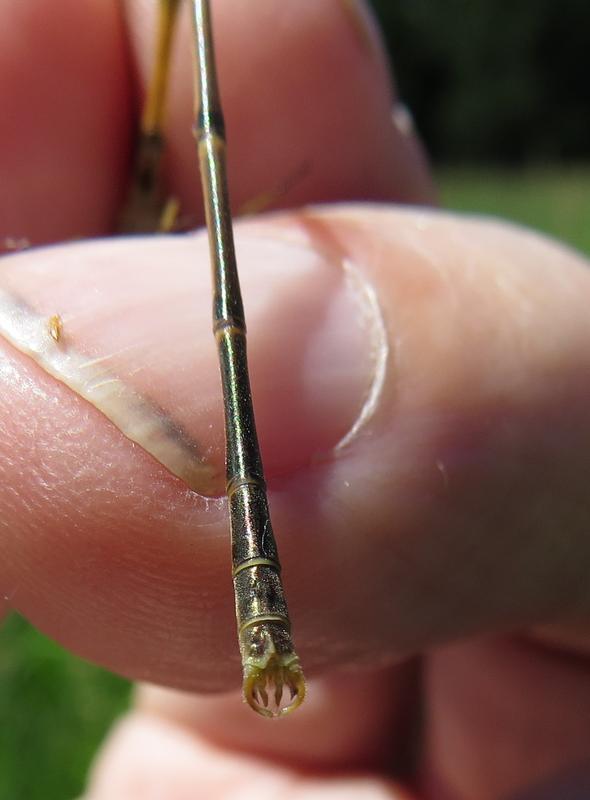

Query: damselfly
<box><xmin>121</xmin><ymin>0</ymin><xmax>305</xmax><ymax>718</ymax></box>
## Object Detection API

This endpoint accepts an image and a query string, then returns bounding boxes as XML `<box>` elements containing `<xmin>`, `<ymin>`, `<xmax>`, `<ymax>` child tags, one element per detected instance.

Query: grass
<box><xmin>0</xmin><ymin>614</ymin><xmax>130</xmax><ymax>800</ymax></box>
<box><xmin>1</xmin><ymin>165</ymin><xmax>589</xmax><ymax>800</ymax></box>
<box><xmin>438</xmin><ymin>164</ymin><xmax>590</xmax><ymax>255</ymax></box>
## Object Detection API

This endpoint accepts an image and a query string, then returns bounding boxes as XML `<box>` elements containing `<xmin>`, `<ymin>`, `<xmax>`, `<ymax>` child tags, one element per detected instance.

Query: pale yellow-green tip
<box><xmin>243</xmin><ymin>654</ymin><xmax>305</xmax><ymax>719</ymax></box>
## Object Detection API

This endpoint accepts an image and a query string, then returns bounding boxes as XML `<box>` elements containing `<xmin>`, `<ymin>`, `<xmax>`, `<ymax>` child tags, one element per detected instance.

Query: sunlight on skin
<box><xmin>2</xmin><ymin>208</ymin><xmax>590</xmax><ymax>800</ymax></box>
<box><xmin>2</xmin><ymin>0</ymin><xmax>590</xmax><ymax>797</ymax></box>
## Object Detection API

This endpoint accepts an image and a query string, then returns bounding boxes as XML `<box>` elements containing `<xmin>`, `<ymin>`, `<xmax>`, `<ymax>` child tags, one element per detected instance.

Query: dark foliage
<box><xmin>369</xmin><ymin>0</ymin><xmax>589</xmax><ymax>162</ymax></box>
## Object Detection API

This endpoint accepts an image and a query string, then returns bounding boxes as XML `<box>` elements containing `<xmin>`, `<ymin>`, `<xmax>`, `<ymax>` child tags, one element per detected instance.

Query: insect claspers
<box><xmin>122</xmin><ymin>0</ymin><xmax>305</xmax><ymax>718</ymax></box>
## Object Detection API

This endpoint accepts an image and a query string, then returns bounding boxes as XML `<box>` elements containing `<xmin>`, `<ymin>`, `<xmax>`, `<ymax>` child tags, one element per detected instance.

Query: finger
<box><xmin>1</xmin><ymin>207</ymin><xmax>590</xmax><ymax>691</ymax></box>
<box><xmin>85</xmin><ymin>705</ymin><xmax>414</xmax><ymax>800</ymax></box>
<box><xmin>86</xmin><ymin>653</ymin><xmax>420</xmax><ymax>795</ymax></box>
<box><xmin>0</xmin><ymin>0</ymin><xmax>131</xmax><ymax>249</ymax></box>
<box><xmin>423</xmin><ymin>638</ymin><xmax>590</xmax><ymax>800</ymax></box>
<box><xmin>1</xmin><ymin>0</ymin><xmax>433</xmax><ymax>250</ymax></box>
<box><xmin>132</xmin><ymin>662</ymin><xmax>419</xmax><ymax>771</ymax></box>
<box><xmin>123</xmin><ymin>0</ymin><xmax>434</xmax><ymax>214</ymax></box>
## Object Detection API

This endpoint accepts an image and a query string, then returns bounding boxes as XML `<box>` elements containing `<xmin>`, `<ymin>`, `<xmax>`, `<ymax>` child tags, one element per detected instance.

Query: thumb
<box><xmin>0</xmin><ymin>205</ymin><xmax>589</xmax><ymax>690</ymax></box>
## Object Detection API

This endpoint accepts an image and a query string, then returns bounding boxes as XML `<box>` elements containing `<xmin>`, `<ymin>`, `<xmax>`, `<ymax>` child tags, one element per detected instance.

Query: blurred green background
<box><xmin>2</xmin><ymin>2</ymin><xmax>588</xmax><ymax>799</ymax></box>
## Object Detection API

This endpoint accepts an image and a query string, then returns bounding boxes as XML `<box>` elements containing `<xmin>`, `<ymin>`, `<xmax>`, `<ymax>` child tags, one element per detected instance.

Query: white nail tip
<box><xmin>0</xmin><ymin>288</ymin><xmax>218</xmax><ymax>495</ymax></box>
<box><xmin>335</xmin><ymin>259</ymin><xmax>388</xmax><ymax>451</ymax></box>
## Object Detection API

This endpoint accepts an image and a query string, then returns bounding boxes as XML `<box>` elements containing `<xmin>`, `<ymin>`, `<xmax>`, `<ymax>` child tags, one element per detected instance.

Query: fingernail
<box><xmin>339</xmin><ymin>0</ymin><xmax>385</xmax><ymax>58</ymax></box>
<box><xmin>0</xmin><ymin>218</ymin><xmax>384</xmax><ymax>495</ymax></box>
<box><xmin>232</xmin><ymin>220</ymin><xmax>387</xmax><ymax>479</ymax></box>
<box><xmin>392</xmin><ymin>102</ymin><xmax>416</xmax><ymax>138</ymax></box>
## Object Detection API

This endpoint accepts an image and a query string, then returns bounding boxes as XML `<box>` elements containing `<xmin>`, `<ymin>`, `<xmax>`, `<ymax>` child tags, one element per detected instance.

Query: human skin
<box><xmin>0</xmin><ymin>1</ymin><xmax>589</xmax><ymax>798</ymax></box>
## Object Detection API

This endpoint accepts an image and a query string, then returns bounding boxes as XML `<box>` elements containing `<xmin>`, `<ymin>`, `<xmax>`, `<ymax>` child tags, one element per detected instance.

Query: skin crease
<box><xmin>0</xmin><ymin>2</ymin><xmax>589</xmax><ymax>800</ymax></box>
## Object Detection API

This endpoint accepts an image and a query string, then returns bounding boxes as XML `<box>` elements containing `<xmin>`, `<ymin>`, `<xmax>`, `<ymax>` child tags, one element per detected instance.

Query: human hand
<box><xmin>1</xmin><ymin>2</ymin><xmax>589</xmax><ymax>799</ymax></box>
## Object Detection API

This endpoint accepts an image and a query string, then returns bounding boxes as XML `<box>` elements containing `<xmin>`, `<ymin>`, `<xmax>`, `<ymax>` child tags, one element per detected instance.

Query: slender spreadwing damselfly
<box><xmin>120</xmin><ymin>0</ymin><xmax>305</xmax><ymax>718</ymax></box>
